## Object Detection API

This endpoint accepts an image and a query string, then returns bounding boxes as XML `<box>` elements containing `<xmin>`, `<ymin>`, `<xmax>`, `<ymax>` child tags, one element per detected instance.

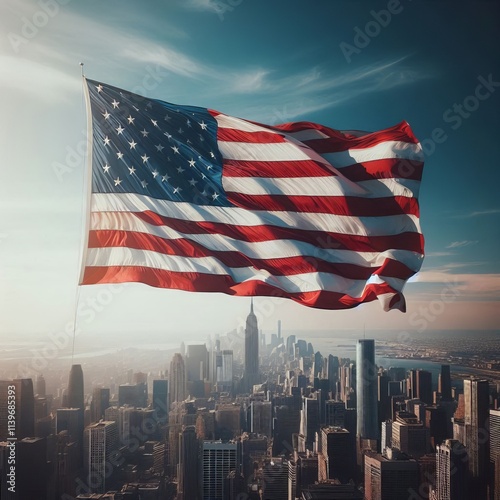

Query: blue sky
<box><xmin>1</xmin><ymin>0</ymin><xmax>499</xmax><ymax>344</ymax></box>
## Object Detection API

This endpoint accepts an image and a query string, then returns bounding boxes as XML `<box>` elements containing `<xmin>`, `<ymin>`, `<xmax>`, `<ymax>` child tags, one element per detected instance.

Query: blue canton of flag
<box><xmin>88</xmin><ymin>80</ymin><xmax>228</xmax><ymax>206</ymax></box>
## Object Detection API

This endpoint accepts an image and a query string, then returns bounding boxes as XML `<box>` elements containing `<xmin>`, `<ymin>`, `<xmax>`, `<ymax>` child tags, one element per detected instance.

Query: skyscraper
<box><xmin>244</xmin><ymin>299</ymin><xmax>259</xmax><ymax>391</ymax></box>
<box><xmin>91</xmin><ymin>387</ymin><xmax>110</xmax><ymax>423</ymax></box>
<box><xmin>169</xmin><ymin>353</ymin><xmax>187</xmax><ymax>406</ymax></box>
<box><xmin>201</xmin><ymin>441</ymin><xmax>239</xmax><ymax>500</ymax></box>
<box><xmin>490</xmin><ymin>409</ymin><xmax>500</xmax><ymax>500</ymax></box>
<box><xmin>439</xmin><ymin>365</ymin><xmax>452</xmax><ymax>401</ymax></box>
<box><xmin>186</xmin><ymin>344</ymin><xmax>209</xmax><ymax>381</ymax></box>
<box><xmin>262</xmin><ymin>457</ymin><xmax>288</xmax><ymax>500</ymax></box>
<box><xmin>67</xmin><ymin>364</ymin><xmax>84</xmax><ymax>411</ymax></box>
<box><xmin>408</xmin><ymin>369</ymin><xmax>418</xmax><ymax>399</ymax></box>
<box><xmin>300</xmin><ymin>394</ymin><xmax>320</xmax><ymax>450</ymax></box>
<box><xmin>378</xmin><ymin>373</ymin><xmax>391</xmax><ymax>424</ymax></box>
<box><xmin>327</xmin><ymin>354</ymin><xmax>339</xmax><ymax>395</ymax></box>
<box><xmin>318</xmin><ymin>426</ymin><xmax>356</xmax><ymax>483</ymax></box>
<box><xmin>56</xmin><ymin>408</ymin><xmax>81</xmax><ymax>441</ymax></box>
<box><xmin>118</xmin><ymin>382</ymin><xmax>147</xmax><ymax>407</ymax></box>
<box><xmin>35</xmin><ymin>374</ymin><xmax>46</xmax><ymax>397</ymax></box>
<box><xmin>67</xmin><ymin>364</ymin><xmax>84</xmax><ymax>455</ymax></box>
<box><xmin>84</xmin><ymin>421</ymin><xmax>119</xmax><ymax>493</ymax></box>
<box><xmin>152</xmin><ymin>379</ymin><xmax>169</xmax><ymax>423</ymax></box>
<box><xmin>416</xmin><ymin>370</ymin><xmax>433</xmax><ymax>405</ymax></box>
<box><xmin>15</xmin><ymin>437</ymin><xmax>50</xmax><ymax>500</ymax></box>
<box><xmin>325</xmin><ymin>401</ymin><xmax>346</xmax><ymax>427</ymax></box>
<box><xmin>356</xmin><ymin>339</ymin><xmax>378</xmax><ymax>440</ymax></box>
<box><xmin>214</xmin><ymin>349</ymin><xmax>233</xmax><ymax>393</ymax></box>
<box><xmin>249</xmin><ymin>401</ymin><xmax>272</xmax><ymax>436</ymax></box>
<box><xmin>425</xmin><ymin>406</ymin><xmax>448</xmax><ymax>450</ymax></box>
<box><xmin>11</xmin><ymin>379</ymin><xmax>35</xmax><ymax>439</ymax></box>
<box><xmin>435</xmin><ymin>439</ymin><xmax>467</xmax><ymax>500</ymax></box>
<box><xmin>0</xmin><ymin>379</ymin><xmax>35</xmax><ymax>441</ymax></box>
<box><xmin>273</xmin><ymin>404</ymin><xmax>300</xmax><ymax>456</ymax></box>
<box><xmin>178</xmin><ymin>426</ymin><xmax>199</xmax><ymax>500</ymax></box>
<box><xmin>391</xmin><ymin>412</ymin><xmax>430</xmax><ymax>458</ymax></box>
<box><xmin>364</xmin><ymin>451</ymin><xmax>419</xmax><ymax>500</ymax></box>
<box><xmin>464</xmin><ymin>378</ymin><xmax>489</xmax><ymax>497</ymax></box>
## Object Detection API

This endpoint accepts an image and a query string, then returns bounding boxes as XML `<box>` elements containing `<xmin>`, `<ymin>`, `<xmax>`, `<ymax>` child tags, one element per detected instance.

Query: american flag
<box><xmin>81</xmin><ymin>79</ymin><xmax>424</xmax><ymax>311</ymax></box>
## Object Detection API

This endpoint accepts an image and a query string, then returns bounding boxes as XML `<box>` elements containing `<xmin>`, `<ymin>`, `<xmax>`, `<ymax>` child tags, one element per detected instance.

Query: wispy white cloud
<box><xmin>121</xmin><ymin>45</ymin><xmax>214</xmax><ymax>80</ymax></box>
<box><xmin>425</xmin><ymin>251</ymin><xmax>455</xmax><ymax>257</ymax></box>
<box><xmin>441</xmin><ymin>261</ymin><xmax>486</xmax><ymax>269</ymax></box>
<box><xmin>1</xmin><ymin>1</ymin><xmax>434</xmax><ymax>118</ymax></box>
<box><xmin>1</xmin><ymin>1</ymin><xmax>190</xmax><ymax>98</ymax></box>
<box><xmin>451</xmin><ymin>208</ymin><xmax>500</xmax><ymax>219</ymax></box>
<box><xmin>221</xmin><ymin>56</ymin><xmax>435</xmax><ymax>120</ymax></box>
<box><xmin>230</xmin><ymin>69</ymin><xmax>271</xmax><ymax>93</ymax></box>
<box><xmin>466</xmin><ymin>209</ymin><xmax>500</xmax><ymax>217</ymax></box>
<box><xmin>446</xmin><ymin>240</ymin><xmax>478</xmax><ymax>249</ymax></box>
<box><xmin>183</xmin><ymin>0</ymin><xmax>222</xmax><ymax>13</ymax></box>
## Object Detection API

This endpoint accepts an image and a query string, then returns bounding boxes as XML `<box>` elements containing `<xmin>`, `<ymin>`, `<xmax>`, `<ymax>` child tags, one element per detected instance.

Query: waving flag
<box><xmin>80</xmin><ymin>79</ymin><xmax>424</xmax><ymax>311</ymax></box>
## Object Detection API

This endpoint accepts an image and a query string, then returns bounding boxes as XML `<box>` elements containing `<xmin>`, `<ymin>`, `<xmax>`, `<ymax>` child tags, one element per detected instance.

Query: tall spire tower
<box><xmin>356</xmin><ymin>339</ymin><xmax>378</xmax><ymax>440</ymax></box>
<box><xmin>67</xmin><ymin>364</ymin><xmax>84</xmax><ymax>411</ymax></box>
<box><xmin>67</xmin><ymin>364</ymin><xmax>85</xmax><ymax>465</ymax></box>
<box><xmin>244</xmin><ymin>299</ymin><xmax>259</xmax><ymax>392</ymax></box>
<box><xmin>169</xmin><ymin>353</ymin><xmax>187</xmax><ymax>406</ymax></box>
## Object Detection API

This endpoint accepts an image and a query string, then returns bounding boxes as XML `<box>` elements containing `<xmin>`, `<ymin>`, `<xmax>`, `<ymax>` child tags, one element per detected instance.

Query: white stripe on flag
<box><xmin>90</xmin><ymin>193</ymin><xmax>423</xmax><ymax>237</ymax></box>
<box><xmin>90</xmin><ymin>211</ymin><xmax>424</xmax><ymax>271</ymax></box>
<box><xmin>85</xmin><ymin>247</ymin><xmax>407</xmax><ymax>296</ymax></box>
<box><xmin>222</xmin><ymin>176</ymin><xmax>420</xmax><ymax>198</ymax></box>
<box><xmin>321</xmin><ymin>141</ymin><xmax>423</xmax><ymax>167</ymax></box>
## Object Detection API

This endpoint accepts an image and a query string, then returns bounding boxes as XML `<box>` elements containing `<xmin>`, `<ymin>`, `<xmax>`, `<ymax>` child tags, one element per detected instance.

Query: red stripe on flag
<box><xmin>338</xmin><ymin>159</ymin><xmax>424</xmax><ymax>182</ymax></box>
<box><xmin>217</xmin><ymin>128</ymin><xmax>286</xmax><ymax>144</ymax></box>
<box><xmin>223</xmin><ymin>158</ymin><xmax>333</xmax><ymax>178</ymax></box>
<box><xmin>270</xmin><ymin>120</ymin><xmax>421</xmax><ymax>147</ymax></box>
<box><xmin>223</xmin><ymin>158</ymin><xmax>422</xmax><ymax>181</ymax></box>
<box><xmin>227</xmin><ymin>193</ymin><xmax>420</xmax><ymax>217</ymax></box>
<box><xmin>81</xmin><ymin>265</ymin><xmax>405</xmax><ymax>310</ymax></box>
<box><xmin>132</xmin><ymin>211</ymin><xmax>425</xmax><ymax>253</ymax></box>
<box><xmin>88</xmin><ymin>230</ymin><xmax>417</xmax><ymax>281</ymax></box>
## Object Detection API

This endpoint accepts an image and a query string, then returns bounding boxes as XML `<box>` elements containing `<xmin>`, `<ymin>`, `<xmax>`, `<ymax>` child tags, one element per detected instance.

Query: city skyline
<box><xmin>1</xmin><ymin>0</ymin><xmax>500</xmax><ymax>493</ymax></box>
<box><xmin>1</xmin><ymin>331</ymin><xmax>499</xmax><ymax>498</ymax></box>
<box><xmin>1</xmin><ymin>1</ymin><xmax>500</xmax><ymax>341</ymax></box>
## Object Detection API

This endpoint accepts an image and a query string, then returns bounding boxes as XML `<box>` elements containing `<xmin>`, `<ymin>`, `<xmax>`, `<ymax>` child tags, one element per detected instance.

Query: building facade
<box><xmin>435</xmin><ymin>439</ymin><xmax>467</xmax><ymax>500</ymax></box>
<box><xmin>84</xmin><ymin>421</ymin><xmax>119</xmax><ymax>494</ymax></box>
<box><xmin>201</xmin><ymin>441</ymin><xmax>239</xmax><ymax>500</ymax></box>
<box><xmin>169</xmin><ymin>353</ymin><xmax>188</xmax><ymax>406</ymax></box>
<box><xmin>356</xmin><ymin>339</ymin><xmax>378</xmax><ymax>440</ymax></box>
<box><xmin>244</xmin><ymin>300</ymin><xmax>259</xmax><ymax>392</ymax></box>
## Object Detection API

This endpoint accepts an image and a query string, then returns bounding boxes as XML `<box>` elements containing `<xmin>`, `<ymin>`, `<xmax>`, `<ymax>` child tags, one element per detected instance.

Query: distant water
<box><xmin>2</xmin><ymin>330</ymin><xmax>498</xmax><ymax>389</ymax></box>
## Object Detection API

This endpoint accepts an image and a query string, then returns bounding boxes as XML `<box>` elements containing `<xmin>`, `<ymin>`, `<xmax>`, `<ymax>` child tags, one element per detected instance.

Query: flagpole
<box><xmin>78</xmin><ymin>63</ymin><xmax>93</xmax><ymax>286</ymax></box>
<box><xmin>71</xmin><ymin>287</ymin><xmax>81</xmax><ymax>362</ymax></box>
<box><xmin>71</xmin><ymin>63</ymin><xmax>94</xmax><ymax>360</ymax></box>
